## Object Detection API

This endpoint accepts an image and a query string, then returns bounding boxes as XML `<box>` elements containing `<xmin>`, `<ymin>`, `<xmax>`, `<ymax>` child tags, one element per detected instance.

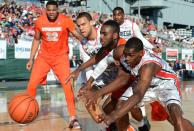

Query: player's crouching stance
<box><xmin>82</xmin><ymin>37</ymin><xmax>194</xmax><ymax>131</ymax></box>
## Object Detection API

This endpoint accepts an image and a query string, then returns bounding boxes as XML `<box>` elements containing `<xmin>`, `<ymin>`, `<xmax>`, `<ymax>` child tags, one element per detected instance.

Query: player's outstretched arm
<box><xmin>82</xmin><ymin>67</ymin><xmax>130</xmax><ymax>106</ymax></box>
<box><xmin>78</xmin><ymin>55</ymin><xmax>110</xmax><ymax>93</ymax></box>
<box><xmin>101</xmin><ymin>63</ymin><xmax>161</xmax><ymax>125</ymax></box>
<box><xmin>65</xmin><ymin>48</ymin><xmax>110</xmax><ymax>83</ymax></box>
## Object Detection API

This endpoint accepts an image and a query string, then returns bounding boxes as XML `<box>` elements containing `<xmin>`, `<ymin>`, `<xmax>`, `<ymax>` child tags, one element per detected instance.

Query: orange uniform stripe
<box><xmin>156</xmin><ymin>70</ymin><xmax>181</xmax><ymax>95</ymax></box>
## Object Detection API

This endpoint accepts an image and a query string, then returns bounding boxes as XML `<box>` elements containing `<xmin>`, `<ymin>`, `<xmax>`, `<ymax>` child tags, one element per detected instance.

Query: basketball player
<box><xmin>69</xmin><ymin>7</ymin><xmax>159</xmax><ymax>130</ymax></box>
<box><xmin>26</xmin><ymin>1</ymin><xmax>84</xmax><ymax>129</ymax></box>
<box><xmin>76</xmin><ymin>15</ymin><xmax>127</xmax><ymax>130</ymax></box>
<box><xmin>67</xmin><ymin>19</ymin><xmax>152</xmax><ymax>131</ymax></box>
<box><xmin>113</xmin><ymin>6</ymin><xmax>161</xmax><ymax>128</ymax></box>
<box><xmin>84</xmin><ymin>37</ymin><xmax>194</xmax><ymax>131</ymax></box>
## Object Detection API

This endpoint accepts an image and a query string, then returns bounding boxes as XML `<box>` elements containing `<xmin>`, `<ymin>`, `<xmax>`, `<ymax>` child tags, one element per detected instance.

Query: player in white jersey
<box><xmin>67</xmin><ymin>20</ymin><xmax>134</xmax><ymax>131</ymax></box>
<box><xmin>76</xmin><ymin>12</ymin><xmax>102</xmax><ymax>80</ymax></box>
<box><xmin>113</xmin><ymin>7</ymin><xmax>152</xmax><ymax>48</ymax></box>
<box><xmin>70</xmin><ymin>8</ymin><xmax>156</xmax><ymax>131</ymax></box>
<box><xmin>75</xmin><ymin>18</ymin><xmax>127</xmax><ymax>130</ymax></box>
<box><xmin>68</xmin><ymin>19</ymin><xmax>151</xmax><ymax>130</ymax></box>
<box><xmin>76</xmin><ymin>12</ymin><xmax>122</xmax><ymax>89</ymax></box>
<box><xmin>113</xmin><ymin>7</ymin><xmax>152</xmax><ymax>130</ymax></box>
<box><xmin>84</xmin><ymin>37</ymin><xmax>194</xmax><ymax>131</ymax></box>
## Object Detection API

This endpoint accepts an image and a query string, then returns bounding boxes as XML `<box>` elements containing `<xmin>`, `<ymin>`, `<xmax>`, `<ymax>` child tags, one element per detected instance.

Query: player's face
<box><xmin>100</xmin><ymin>25</ymin><xmax>115</xmax><ymax>47</ymax></box>
<box><xmin>113</xmin><ymin>10</ymin><xmax>124</xmax><ymax>25</ymax></box>
<box><xmin>77</xmin><ymin>17</ymin><xmax>92</xmax><ymax>38</ymax></box>
<box><xmin>46</xmin><ymin>5</ymin><xmax>58</xmax><ymax>21</ymax></box>
<box><xmin>123</xmin><ymin>48</ymin><xmax>144</xmax><ymax>67</ymax></box>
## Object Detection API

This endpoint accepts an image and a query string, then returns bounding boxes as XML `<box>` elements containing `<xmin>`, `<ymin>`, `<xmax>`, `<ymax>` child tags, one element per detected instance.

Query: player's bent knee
<box><xmin>167</xmin><ymin>103</ymin><xmax>183</xmax><ymax>122</ymax></box>
<box><xmin>167</xmin><ymin>103</ymin><xmax>182</xmax><ymax>114</ymax></box>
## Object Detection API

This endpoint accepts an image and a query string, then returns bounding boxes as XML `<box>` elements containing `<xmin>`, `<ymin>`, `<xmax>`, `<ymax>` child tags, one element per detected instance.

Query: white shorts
<box><xmin>120</xmin><ymin>79</ymin><xmax>182</xmax><ymax>107</ymax></box>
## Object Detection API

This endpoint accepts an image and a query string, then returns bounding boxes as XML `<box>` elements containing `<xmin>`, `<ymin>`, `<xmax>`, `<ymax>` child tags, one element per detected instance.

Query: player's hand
<box><xmin>78</xmin><ymin>86</ymin><xmax>88</xmax><ymax>98</ymax></box>
<box><xmin>65</xmin><ymin>69</ymin><xmax>81</xmax><ymax>84</ymax></box>
<box><xmin>76</xmin><ymin>86</ymin><xmax>88</xmax><ymax>103</ymax></box>
<box><xmin>84</xmin><ymin>90</ymin><xmax>100</xmax><ymax>107</ymax></box>
<box><xmin>26</xmin><ymin>59</ymin><xmax>33</xmax><ymax>71</ymax></box>
<box><xmin>78</xmin><ymin>82</ymin><xmax>92</xmax><ymax>97</ymax></box>
<box><xmin>99</xmin><ymin>112</ymin><xmax>116</xmax><ymax>126</ymax></box>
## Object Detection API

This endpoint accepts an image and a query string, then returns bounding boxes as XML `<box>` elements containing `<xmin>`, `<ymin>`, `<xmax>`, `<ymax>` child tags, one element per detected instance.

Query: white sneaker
<box><xmin>19</xmin><ymin>123</ymin><xmax>27</xmax><ymax>126</ymax></box>
<box><xmin>69</xmin><ymin>118</ymin><xmax>81</xmax><ymax>129</ymax></box>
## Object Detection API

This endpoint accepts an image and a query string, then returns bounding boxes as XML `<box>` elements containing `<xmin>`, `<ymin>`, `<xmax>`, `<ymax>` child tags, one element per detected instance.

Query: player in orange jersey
<box><xmin>26</xmin><ymin>1</ymin><xmax>84</xmax><ymax>129</ymax></box>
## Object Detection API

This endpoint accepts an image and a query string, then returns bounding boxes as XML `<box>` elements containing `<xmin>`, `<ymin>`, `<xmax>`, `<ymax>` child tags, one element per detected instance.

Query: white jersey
<box><xmin>79</xmin><ymin>29</ymin><xmax>118</xmax><ymax>84</ymax></box>
<box><xmin>120</xmin><ymin>19</ymin><xmax>153</xmax><ymax>50</ymax></box>
<box><xmin>79</xmin><ymin>29</ymin><xmax>101</xmax><ymax>79</ymax></box>
<box><xmin>89</xmin><ymin>20</ymin><xmax>155</xmax><ymax>81</ymax></box>
<box><xmin>80</xmin><ymin>29</ymin><xmax>102</xmax><ymax>58</ymax></box>
<box><xmin>120</xmin><ymin>50</ymin><xmax>178</xmax><ymax>87</ymax></box>
<box><xmin>120</xmin><ymin>50</ymin><xmax>181</xmax><ymax>107</ymax></box>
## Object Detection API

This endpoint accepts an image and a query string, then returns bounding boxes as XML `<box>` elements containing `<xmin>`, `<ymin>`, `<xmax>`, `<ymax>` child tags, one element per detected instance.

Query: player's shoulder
<box><xmin>35</xmin><ymin>15</ymin><xmax>46</xmax><ymax>23</ymax></box>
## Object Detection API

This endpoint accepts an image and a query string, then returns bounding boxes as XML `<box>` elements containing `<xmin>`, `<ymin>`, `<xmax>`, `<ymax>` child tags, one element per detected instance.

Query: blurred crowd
<box><xmin>0</xmin><ymin>1</ymin><xmax>42</xmax><ymax>46</ymax></box>
<box><xmin>0</xmin><ymin>1</ymin><xmax>194</xmax><ymax>48</ymax></box>
<box><xmin>168</xmin><ymin>58</ymin><xmax>193</xmax><ymax>80</ymax></box>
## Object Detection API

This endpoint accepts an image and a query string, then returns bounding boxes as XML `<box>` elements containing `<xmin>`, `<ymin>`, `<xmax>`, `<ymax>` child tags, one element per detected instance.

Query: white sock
<box><xmin>140</xmin><ymin>106</ymin><xmax>146</xmax><ymax>117</ymax></box>
<box><xmin>137</xmin><ymin>119</ymin><xmax>145</xmax><ymax>127</ymax></box>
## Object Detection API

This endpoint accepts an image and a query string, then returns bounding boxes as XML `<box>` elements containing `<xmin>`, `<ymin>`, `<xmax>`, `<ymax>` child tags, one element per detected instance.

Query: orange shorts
<box><xmin>27</xmin><ymin>52</ymin><xmax>76</xmax><ymax>116</ymax></box>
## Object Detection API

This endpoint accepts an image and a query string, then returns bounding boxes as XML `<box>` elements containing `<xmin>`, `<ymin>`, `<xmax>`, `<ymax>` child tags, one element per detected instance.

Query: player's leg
<box><xmin>51</xmin><ymin>54</ymin><xmax>79</xmax><ymax>128</ymax></box>
<box><xmin>120</xmin><ymin>87</ymin><xmax>150</xmax><ymax>131</ymax></box>
<box><xmin>167</xmin><ymin>103</ymin><xmax>194</xmax><ymax>131</ymax></box>
<box><xmin>130</xmin><ymin>107</ymin><xmax>150</xmax><ymax>131</ymax></box>
<box><xmin>27</xmin><ymin>54</ymin><xmax>51</xmax><ymax>97</ymax></box>
<box><xmin>158</xmin><ymin>79</ymin><xmax>194</xmax><ymax>131</ymax></box>
<box><xmin>115</xmin><ymin>99</ymin><xmax>130</xmax><ymax>131</ymax></box>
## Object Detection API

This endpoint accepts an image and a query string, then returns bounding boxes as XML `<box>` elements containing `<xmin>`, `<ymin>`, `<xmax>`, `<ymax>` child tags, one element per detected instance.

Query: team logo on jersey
<box><xmin>120</xmin><ymin>31</ymin><xmax>131</xmax><ymax>37</ymax></box>
<box><xmin>46</xmin><ymin>32</ymin><xmax>59</xmax><ymax>41</ymax></box>
<box><xmin>42</xmin><ymin>27</ymin><xmax>62</xmax><ymax>32</ymax></box>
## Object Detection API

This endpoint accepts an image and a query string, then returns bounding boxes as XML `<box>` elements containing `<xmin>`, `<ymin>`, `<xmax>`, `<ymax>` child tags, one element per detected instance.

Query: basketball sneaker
<box><xmin>69</xmin><ymin>117</ymin><xmax>81</xmax><ymax>129</ymax></box>
<box><xmin>138</xmin><ymin>117</ymin><xmax>151</xmax><ymax>131</ymax></box>
<box><xmin>19</xmin><ymin>123</ymin><xmax>27</xmax><ymax>126</ymax></box>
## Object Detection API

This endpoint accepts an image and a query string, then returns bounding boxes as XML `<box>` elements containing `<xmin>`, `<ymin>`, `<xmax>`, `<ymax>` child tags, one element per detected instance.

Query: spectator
<box><xmin>70</xmin><ymin>55</ymin><xmax>79</xmax><ymax>68</ymax></box>
<box><xmin>186</xmin><ymin>59</ymin><xmax>193</xmax><ymax>79</ymax></box>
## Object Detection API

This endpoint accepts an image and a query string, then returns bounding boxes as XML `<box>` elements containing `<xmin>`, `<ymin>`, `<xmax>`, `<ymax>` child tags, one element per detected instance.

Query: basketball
<box><xmin>8</xmin><ymin>94</ymin><xmax>39</xmax><ymax>124</ymax></box>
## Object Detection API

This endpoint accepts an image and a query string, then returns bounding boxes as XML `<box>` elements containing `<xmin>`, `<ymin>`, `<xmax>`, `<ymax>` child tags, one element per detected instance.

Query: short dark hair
<box><xmin>125</xmin><ymin>37</ymin><xmax>143</xmax><ymax>52</ymax></box>
<box><xmin>77</xmin><ymin>12</ymin><xmax>92</xmax><ymax>21</ymax></box>
<box><xmin>103</xmin><ymin>20</ymin><xmax>120</xmax><ymax>34</ymax></box>
<box><xmin>46</xmin><ymin>1</ymin><xmax>58</xmax><ymax>8</ymax></box>
<box><xmin>113</xmin><ymin>7</ymin><xmax>124</xmax><ymax>14</ymax></box>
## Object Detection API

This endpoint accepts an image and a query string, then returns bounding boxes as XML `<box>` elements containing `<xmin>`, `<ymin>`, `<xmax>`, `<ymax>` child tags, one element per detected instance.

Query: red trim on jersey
<box><xmin>156</xmin><ymin>70</ymin><xmax>181</xmax><ymax>95</ymax></box>
<box><xmin>142</xmin><ymin>60</ymin><xmax>162</xmax><ymax>68</ymax></box>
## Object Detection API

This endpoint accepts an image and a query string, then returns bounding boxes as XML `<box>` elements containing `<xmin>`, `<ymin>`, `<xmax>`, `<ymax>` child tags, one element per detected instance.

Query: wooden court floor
<box><xmin>0</xmin><ymin>81</ymin><xmax>194</xmax><ymax>131</ymax></box>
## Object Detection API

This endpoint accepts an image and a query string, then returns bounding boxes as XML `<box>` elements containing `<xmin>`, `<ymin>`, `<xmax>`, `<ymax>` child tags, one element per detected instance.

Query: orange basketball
<box><xmin>8</xmin><ymin>94</ymin><xmax>39</xmax><ymax>124</ymax></box>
